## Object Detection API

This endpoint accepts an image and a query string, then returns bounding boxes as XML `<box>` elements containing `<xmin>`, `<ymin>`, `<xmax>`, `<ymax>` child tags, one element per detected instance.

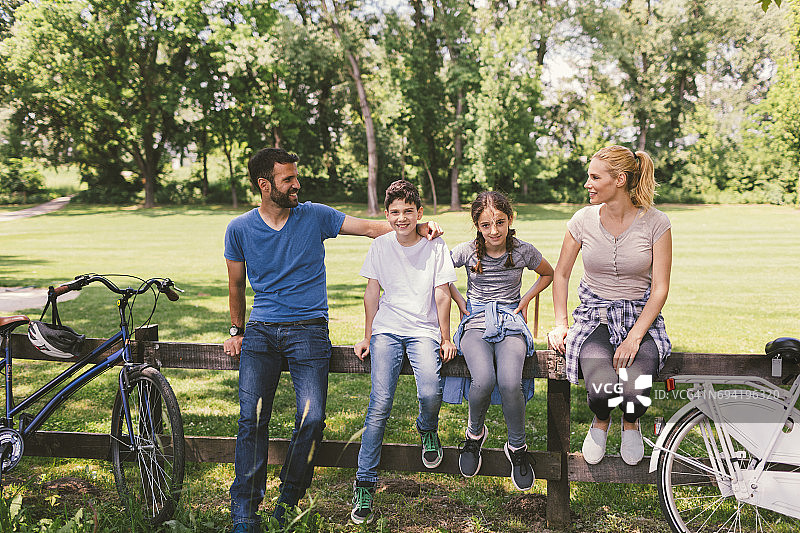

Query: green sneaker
<box><xmin>351</xmin><ymin>480</ymin><xmax>376</xmax><ymax>524</ymax></box>
<box><xmin>420</xmin><ymin>429</ymin><xmax>443</xmax><ymax>468</ymax></box>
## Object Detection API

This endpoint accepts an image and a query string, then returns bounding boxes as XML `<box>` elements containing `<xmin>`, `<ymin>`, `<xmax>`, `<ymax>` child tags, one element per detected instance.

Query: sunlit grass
<box><xmin>1</xmin><ymin>203</ymin><xmax>799</xmax><ymax>531</ymax></box>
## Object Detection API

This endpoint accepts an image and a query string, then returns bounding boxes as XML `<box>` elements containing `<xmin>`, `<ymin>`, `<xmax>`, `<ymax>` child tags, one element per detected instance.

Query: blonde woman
<box><xmin>548</xmin><ymin>145</ymin><xmax>672</xmax><ymax>466</ymax></box>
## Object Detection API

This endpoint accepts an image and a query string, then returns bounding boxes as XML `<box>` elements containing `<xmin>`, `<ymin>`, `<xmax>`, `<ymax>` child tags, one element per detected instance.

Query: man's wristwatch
<box><xmin>229</xmin><ymin>325</ymin><xmax>244</xmax><ymax>337</ymax></box>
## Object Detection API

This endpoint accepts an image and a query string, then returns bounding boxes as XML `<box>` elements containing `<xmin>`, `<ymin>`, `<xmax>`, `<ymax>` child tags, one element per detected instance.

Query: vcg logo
<box><xmin>592</xmin><ymin>368</ymin><xmax>653</xmax><ymax>413</ymax></box>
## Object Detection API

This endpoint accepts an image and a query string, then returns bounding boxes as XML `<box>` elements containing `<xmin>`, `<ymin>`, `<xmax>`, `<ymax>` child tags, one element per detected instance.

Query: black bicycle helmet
<box><xmin>28</xmin><ymin>321</ymin><xmax>86</xmax><ymax>359</ymax></box>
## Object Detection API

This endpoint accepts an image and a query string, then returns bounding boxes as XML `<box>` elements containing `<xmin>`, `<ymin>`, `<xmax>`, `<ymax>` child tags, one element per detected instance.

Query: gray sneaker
<box><xmin>351</xmin><ymin>480</ymin><xmax>376</xmax><ymax>524</ymax></box>
<box><xmin>504</xmin><ymin>442</ymin><xmax>535</xmax><ymax>491</ymax></box>
<box><xmin>420</xmin><ymin>430</ymin><xmax>443</xmax><ymax>468</ymax></box>
<box><xmin>458</xmin><ymin>426</ymin><xmax>488</xmax><ymax>477</ymax></box>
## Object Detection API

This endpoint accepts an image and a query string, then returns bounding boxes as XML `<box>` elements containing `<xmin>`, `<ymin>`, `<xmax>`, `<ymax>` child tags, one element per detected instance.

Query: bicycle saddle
<box><xmin>0</xmin><ymin>315</ymin><xmax>30</xmax><ymax>336</ymax></box>
<box><xmin>765</xmin><ymin>337</ymin><xmax>800</xmax><ymax>363</ymax></box>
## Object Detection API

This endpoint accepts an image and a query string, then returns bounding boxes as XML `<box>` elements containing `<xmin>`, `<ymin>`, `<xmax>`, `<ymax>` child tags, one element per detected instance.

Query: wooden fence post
<box><xmin>134</xmin><ymin>324</ymin><xmax>159</xmax><ymax>365</ymax></box>
<box><xmin>546</xmin><ymin>377</ymin><xmax>571</xmax><ymax>529</ymax></box>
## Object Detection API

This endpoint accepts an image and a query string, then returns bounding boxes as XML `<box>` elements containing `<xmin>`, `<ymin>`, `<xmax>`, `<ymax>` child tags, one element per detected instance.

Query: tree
<box><xmin>315</xmin><ymin>0</ymin><xmax>381</xmax><ymax>215</ymax></box>
<box><xmin>752</xmin><ymin>0</ymin><xmax>800</xmax><ymax>204</ymax></box>
<box><xmin>466</xmin><ymin>4</ymin><xmax>545</xmax><ymax>196</ymax></box>
<box><xmin>425</xmin><ymin>0</ymin><xmax>481</xmax><ymax>211</ymax></box>
<box><xmin>1</xmin><ymin>0</ymin><xmax>204</xmax><ymax>207</ymax></box>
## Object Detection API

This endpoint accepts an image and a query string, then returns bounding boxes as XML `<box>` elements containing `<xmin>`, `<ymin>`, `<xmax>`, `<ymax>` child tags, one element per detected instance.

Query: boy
<box><xmin>350</xmin><ymin>180</ymin><xmax>458</xmax><ymax>524</ymax></box>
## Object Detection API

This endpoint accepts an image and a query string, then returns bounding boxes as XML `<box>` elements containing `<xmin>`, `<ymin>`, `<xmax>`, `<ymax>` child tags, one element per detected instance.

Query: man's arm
<box><xmin>339</xmin><ymin>215</ymin><xmax>443</xmax><ymax>240</ymax></box>
<box><xmin>354</xmin><ymin>278</ymin><xmax>381</xmax><ymax>360</ymax></box>
<box><xmin>223</xmin><ymin>259</ymin><xmax>247</xmax><ymax>358</ymax></box>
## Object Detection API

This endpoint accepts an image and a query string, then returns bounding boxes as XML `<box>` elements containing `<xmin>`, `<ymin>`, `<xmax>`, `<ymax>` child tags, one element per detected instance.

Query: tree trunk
<box><xmin>222</xmin><ymin>132</ymin><xmax>238</xmax><ymax>209</ymax></box>
<box><xmin>318</xmin><ymin>82</ymin><xmax>340</xmax><ymax>184</ymax></box>
<box><xmin>272</xmin><ymin>125</ymin><xmax>282</xmax><ymax>149</ymax></box>
<box><xmin>423</xmin><ymin>160</ymin><xmax>438</xmax><ymax>215</ymax></box>
<box><xmin>140</xmin><ymin>127</ymin><xmax>158</xmax><ymax>208</ymax></box>
<box><xmin>637</xmin><ymin>113</ymin><xmax>648</xmax><ymax>152</ymax></box>
<box><xmin>202</xmin><ymin>150</ymin><xmax>209</xmax><ymax>198</ymax></box>
<box><xmin>536</xmin><ymin>0</ymin><xmax>548</xmax><ymax>66</ymax></box>
<box><xmin>200</xmin><ymin>124</ymin><xmax>209</xmax><ymax>197</ymax></box>
<box><xmin>450</xmin><ymin>89</ymin><xmax>464</xmax><ymax>212</ymax></box>
<box><xmin>346</xmin><ymin>50</ymin><xmax>379</xmax><ymax>215</ymax></box>
<box><xmin>321</xmin><ymin>0</ymin><xmax>379</xmax><ymax>215</ymax></box>
<box><xmin>143</xmin><ymin>167</ymin><xmax>156</xmax><ymax>208</ymax></box>
<box><xmin>401</xmin><ymin>136</ymin><xmax>407</xmax><ymax>182</ymax></box>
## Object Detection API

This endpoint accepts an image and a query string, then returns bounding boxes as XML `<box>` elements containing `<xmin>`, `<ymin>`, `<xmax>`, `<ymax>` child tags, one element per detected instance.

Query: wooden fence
<box><xmin>7</xmin><ymin>326</ymin><xmax>782</xmax><ymax>529</ymax></box>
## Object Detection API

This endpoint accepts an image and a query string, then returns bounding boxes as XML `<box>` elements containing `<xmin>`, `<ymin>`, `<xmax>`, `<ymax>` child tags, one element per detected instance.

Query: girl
<box><xmin>445</xmin><ymin>191</ymin><xmax>553</xmax><ymax>491</ymax></box>
<box><xmin>548</xmin><ymin>145</ymin><xmax>672</xmax><ymax>466</ymax></box>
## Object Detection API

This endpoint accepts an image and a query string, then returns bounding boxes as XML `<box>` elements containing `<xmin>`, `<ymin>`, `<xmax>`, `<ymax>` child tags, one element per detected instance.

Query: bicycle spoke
<box><xmin>110</xmin><ymin>367</ymin><xmax>184</xmax><ymax>525</ymax></box>
<box><xmin>658</xmin><ymin>407</ymin><xmax>800</xmax><ymax>533</ymax></box>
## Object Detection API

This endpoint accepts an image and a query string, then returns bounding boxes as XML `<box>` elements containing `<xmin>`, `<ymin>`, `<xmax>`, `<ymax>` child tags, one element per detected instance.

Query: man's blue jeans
<box><xmin>356</xmin><ymin>333</ymin><xmax>442</xmax><ymax>483</ymax></box>
<box><xmin>230</xmin><ymin>321</ymin><xmax>331</xmax><ymax>527</ymax></box>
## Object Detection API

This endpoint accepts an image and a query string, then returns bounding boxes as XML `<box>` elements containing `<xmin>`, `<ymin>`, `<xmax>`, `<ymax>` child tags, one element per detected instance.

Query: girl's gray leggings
<box><xmin>461</xmin><ymin>329</ymin><xmax>528</xmax><ymax>447</ymax></box>
<box><xmin>579</xmin><ymin>324</ymin><xmax>660</xmax><ymax>423</ymax></box>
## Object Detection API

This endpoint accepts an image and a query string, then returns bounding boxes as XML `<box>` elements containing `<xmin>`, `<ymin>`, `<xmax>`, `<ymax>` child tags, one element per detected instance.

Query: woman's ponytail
<box><xmin>630</xmin><ymin>151</ymin><xmax>656</xmax><ymax>209</ymax></box>
<box><xmin>591</xmin><ymin>145</ymin><xmax>657</xmax><ymax>209</ymax></box>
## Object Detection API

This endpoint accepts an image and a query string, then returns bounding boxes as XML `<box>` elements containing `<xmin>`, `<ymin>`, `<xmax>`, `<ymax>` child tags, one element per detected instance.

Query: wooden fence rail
<box><xmin>7</xmin><ymin>326</ymin><xmax>781</xmax><ymax>529</ymax></box>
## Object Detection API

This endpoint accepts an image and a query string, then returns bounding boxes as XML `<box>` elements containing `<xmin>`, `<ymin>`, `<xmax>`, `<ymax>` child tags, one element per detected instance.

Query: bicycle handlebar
<box><xmin>52</xmin><ymin>274</ymin><xmax>180</xmax><ymax>301</ymax></box>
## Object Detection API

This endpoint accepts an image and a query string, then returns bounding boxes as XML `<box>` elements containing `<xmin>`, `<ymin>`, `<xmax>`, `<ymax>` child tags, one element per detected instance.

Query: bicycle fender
<box><xmin>649</xmin><ymin>401</ymin><xmax>699</xmax><ymax>473</ymax></box>
<box><xmin>703</xmin><ymin>392</ymin><xmax>800</xmax><ymax>466</ymax></box>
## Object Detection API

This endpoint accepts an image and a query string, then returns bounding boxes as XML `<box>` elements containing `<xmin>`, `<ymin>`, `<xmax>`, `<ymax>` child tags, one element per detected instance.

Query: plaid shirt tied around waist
<box><xmin>564</xmin><ymin>280</ymin><xmax>671</xmax><ymax>385</ymax></box>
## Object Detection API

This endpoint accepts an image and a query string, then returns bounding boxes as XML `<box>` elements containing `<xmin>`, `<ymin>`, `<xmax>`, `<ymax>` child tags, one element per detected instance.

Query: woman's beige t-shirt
<box><xmin>567</xmin><ymin>204</ymin><xmax>671</xmax><ymax>302</ymax></box>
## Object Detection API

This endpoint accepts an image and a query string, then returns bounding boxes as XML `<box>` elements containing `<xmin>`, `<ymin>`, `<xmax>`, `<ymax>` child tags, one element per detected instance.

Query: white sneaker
<box><xmin>620</xmin><ymin>418</ymin><xmax>645</xmax><ymax>465</ymax></box>
<box><xmin>582</xmin><ymin>417</ymin><xmax>610</xmax><ymax>465</ymax></box>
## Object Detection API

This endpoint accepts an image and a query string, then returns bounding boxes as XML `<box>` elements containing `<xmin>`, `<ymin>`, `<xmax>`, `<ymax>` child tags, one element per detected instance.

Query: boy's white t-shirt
<box><xmin>360</xmin><ymin>233</ymin><xmax>457</xmax><ymax>341</ymax></box>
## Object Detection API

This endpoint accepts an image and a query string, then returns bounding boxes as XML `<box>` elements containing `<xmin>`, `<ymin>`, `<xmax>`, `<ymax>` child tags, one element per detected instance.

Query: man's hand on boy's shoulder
<box><xmin>354</xmin><ymin>338</ymin><xmax>370</xmax><ymax>360</ymax></box>
<box><xmin>416</xmin><ymin>221</ymin><xmax>443</xmax><ymax>240</ymax></box>
<box><xmin>440</xmin><ymin>339</ymin><xmax>457</xmax><ymax>363</ymax></box>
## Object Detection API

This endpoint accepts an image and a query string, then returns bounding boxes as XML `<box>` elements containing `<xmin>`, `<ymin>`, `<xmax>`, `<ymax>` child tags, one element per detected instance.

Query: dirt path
<box><xmin>0</xmin><ymin>195</ymin><xmax>73</xmax><ymax>222</ymax></box>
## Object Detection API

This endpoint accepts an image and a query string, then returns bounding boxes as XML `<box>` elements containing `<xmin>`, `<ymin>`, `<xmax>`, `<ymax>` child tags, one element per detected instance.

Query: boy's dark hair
<box><xmin>248</xmin><ymin>148</ymin><xmax>299</xmax><ymax>193</ymax></box>
<box><xmin>384</xmin><ymin>180</ymin><xmax>421</xmax><ymax>210</ymax></box>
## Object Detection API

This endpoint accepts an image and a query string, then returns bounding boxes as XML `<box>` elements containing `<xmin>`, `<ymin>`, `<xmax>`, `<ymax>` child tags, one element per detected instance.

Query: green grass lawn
<box><xmin>1</xmin><ymin>202</ymin><xmax>799</xmax><ymax>532</ymax></box>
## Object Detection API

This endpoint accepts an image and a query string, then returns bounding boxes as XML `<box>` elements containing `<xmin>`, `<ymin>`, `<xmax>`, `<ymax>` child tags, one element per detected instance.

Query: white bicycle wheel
<box><xmin>657</xmin><ymin>406</ymin><xmax>800</xmax><ymax>532</ymax></box>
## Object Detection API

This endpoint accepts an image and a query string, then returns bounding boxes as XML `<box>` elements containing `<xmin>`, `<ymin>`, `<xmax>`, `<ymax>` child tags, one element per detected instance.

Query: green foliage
<box><xmin>466</xmin><ymin>5</ymin><xmax>545</xmax><ymax>196</ymax></box>
<box><xmin>0</xmin><ymin>157</ymin><xmax>46</xmax><ymax>203</ymax></box>
<box><xmin>0</xmin><ymin>0</ymin><xmax>796</xmax><ymax>206</ymax></box>
<box><xmin>2</xmin><ymin>204</ymin><xmax>800</xmax><ymax>529</ymax></box>
<box><xmin>0</xmin><ymin>487</ymin><xmax>96</xmax><ymax>533</ymax></box>
<box><xmin>0</xmin><ymin>489</ymin><xmax>25</xmax><ymax>532</ymax></box>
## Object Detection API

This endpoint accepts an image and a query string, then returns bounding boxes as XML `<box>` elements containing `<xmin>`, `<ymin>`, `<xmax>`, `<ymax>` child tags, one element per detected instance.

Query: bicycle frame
<box><xmin>2</xmin><ymin>295</ymin><xmax>140</xmax><ymax>441</ymax></box>
<box><xmin>648</xmin><ymin>374</ymin><xmax>800</xmax><ymax>519</ymax></box>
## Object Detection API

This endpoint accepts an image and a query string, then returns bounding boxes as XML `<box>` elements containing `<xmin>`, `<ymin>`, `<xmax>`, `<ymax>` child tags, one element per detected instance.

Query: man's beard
<box><xmin>271</xmin><ymin>187</ymin><xmax>299</xmax><ymax>208</ymax></box>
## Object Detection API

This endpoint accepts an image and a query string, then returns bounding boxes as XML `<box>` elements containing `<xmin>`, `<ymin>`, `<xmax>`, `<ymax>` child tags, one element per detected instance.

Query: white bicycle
<box><xmin>647</xmin><ymin>336</ymin><xmax>800</xmax><ymax>533</ymax></box>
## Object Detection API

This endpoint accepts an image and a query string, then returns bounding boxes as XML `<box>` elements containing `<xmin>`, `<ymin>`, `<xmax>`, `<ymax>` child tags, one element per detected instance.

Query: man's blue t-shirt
<box><xmin>224</xmin><ymin>202</ymin><xmax>346</xmax><ymax>322</ymax></box>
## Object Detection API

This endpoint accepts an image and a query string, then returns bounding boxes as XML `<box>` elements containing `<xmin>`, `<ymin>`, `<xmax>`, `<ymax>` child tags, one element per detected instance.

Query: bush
<box><xmin>0</xmin><ymin>157</ymin><xmax>47</xmax><ymax>204</ymax></box>
<box><xmin>73</xmin><ymin>165</ymin><xmax>141</xmax><ymax>204</ymax></box>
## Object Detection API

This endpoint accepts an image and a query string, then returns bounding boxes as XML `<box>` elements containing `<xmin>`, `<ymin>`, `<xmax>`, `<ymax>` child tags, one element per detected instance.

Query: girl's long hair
<box><xmin>470</xmin><ymin>191</ymin><xmax>516</xmax><ymax>274</ymax></box>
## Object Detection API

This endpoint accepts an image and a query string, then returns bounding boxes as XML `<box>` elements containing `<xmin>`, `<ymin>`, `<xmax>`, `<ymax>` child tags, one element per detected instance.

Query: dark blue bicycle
<box><xmin>0</xmin><ymin>273</ymin><xmax>185</xmax><ymax>524</ymax></box>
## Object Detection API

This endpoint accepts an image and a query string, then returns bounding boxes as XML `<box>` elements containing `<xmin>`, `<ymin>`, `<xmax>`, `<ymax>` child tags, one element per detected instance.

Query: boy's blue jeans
<box><xmin>230</xmin><ymin>321</ymin><xmax>331</xmax><ymax>527</ymax></box>
<box><xmin>356</xmin><ymin>333</ymin><xmax>443</xmax><ymax>483</ymax></box>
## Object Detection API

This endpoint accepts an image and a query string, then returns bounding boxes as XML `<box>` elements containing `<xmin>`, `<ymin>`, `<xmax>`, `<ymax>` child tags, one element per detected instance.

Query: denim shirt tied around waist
<box><xmin>443</xmin><ymin>300</ymin><xmax>536</xmax><ymax>405</ymax></box>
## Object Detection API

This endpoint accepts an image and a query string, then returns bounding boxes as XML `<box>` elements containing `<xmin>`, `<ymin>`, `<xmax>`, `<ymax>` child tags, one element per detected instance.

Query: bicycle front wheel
<box><xmin>110</xmin><ymin>366</ymin><xmax>185</xmax><ymax>524</ymax></box>
<box><xmin>657</xmin><ymin>406</ymin><xmax>800</xmax><ymax>532</ymax></box>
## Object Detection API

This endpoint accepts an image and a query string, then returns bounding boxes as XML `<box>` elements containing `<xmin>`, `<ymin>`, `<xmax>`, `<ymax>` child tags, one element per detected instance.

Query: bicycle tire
<box><xmin>110</xmin><ymin>366</ymin><xmax>185</xmax><ymax>524</ymax></box>
<box><xmin>657</xmin><ymin>406</ymin><xmax>800</xmax><ymax>532</ymax></box>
